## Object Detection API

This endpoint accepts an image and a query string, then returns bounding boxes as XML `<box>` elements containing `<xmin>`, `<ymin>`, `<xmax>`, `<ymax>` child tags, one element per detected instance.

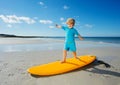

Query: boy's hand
<box><xmin>78</xmin><ymin>35</ymin><xmax>84</xmax><ymax>40</ymax></box>
<box><xmin>55</xmin><ymin>24</ymin><xmax>62</xmax><ymax>28</ymax></box>
<box><xmin>55</xmin><ymin>24</ymin><xmax>58</xmax><ymax>27</ymax></box>
<box><xmin>80</xmin><ymin>37</ymin><xmax>84</xmax><ymax>40</ymax></box>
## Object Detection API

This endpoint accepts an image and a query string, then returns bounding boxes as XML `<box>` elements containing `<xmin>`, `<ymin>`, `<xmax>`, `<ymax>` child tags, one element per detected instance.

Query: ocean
<box><xmin>52</xmin><ymin>37</ymin><xmax>120</xmax><ymax>44</ymax></box>
<box><xmin>77</xmin><ymin>37</ymin><xmax>120</xmax><ymax>44</ymax></box>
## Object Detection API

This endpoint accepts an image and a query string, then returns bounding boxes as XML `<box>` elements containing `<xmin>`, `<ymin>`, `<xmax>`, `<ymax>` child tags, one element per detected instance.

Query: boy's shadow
<box><xmin>30</xmin><ymin>59</ymin><xmax>120</xmax><ymax>78</ymax></box>
<box><xmin>77</xmin><ymin>59</ymin><xmax>120</xmax><ymax>77</ymax></box>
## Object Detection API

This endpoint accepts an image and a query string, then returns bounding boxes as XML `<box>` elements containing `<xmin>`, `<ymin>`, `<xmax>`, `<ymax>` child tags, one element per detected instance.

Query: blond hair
<box><xmin>66</xmin><ymin>18</ymin><xmax>75</xmax><ymax>26</ymax></box>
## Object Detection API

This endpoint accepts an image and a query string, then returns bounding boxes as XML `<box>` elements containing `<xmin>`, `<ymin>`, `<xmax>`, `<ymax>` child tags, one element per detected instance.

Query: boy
<box><xmin>56</xmin><ymin>18</ymin><xmax>83</xmax><ymax>63</ymax></box>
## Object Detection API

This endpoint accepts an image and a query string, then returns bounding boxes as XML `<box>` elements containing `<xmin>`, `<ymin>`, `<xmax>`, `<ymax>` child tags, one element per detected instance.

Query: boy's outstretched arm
<box><xmin>55</xmin><ymin>24</ymin><xmax>62</xmax><ymax>28</ymax></box>
<box><xmin>78</xmin><ymin>34</ymin><xmax>84</xmax><ymax>40</ymax></box>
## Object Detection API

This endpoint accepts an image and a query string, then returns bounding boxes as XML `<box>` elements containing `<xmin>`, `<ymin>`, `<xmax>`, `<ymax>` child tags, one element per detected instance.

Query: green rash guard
<box><xmin>62</xmin><ymin>26</ymin><xmax>79</xmax><ymax>52</ymax></box>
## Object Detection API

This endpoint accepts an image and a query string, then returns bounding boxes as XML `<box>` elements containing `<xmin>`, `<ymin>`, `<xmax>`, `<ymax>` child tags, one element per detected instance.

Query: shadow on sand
<box><xmin>82</xmin><ymin>59</ymin><xmax>120</xmax><ymax>77</ymax></box>
<box><xmin>30</xmin><ymin>59</ymin><xmax>120</xmax><ymax>78</ymax></box>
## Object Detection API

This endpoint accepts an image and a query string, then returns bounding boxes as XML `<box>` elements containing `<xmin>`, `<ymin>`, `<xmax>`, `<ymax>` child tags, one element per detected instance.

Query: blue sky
<box><xmin>0</xmin><ymin>0</ymin><xmax>120</xmax><ymax>37</ymax></box>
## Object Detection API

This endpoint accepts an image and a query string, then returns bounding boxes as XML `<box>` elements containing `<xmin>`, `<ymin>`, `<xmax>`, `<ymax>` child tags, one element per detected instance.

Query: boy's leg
<box><xmin>61</xmin><ymin>50</ymin><xmax>67</xmax><ymax>63</ymax></box>
<box><xmin>70</xmin><ymin>43</ymin><xmax>78</xmax><ymax>59</ymax></box>
<box><xmin>72</xmin><ymin>51</ymin><xmax>79</xmax><ymax>59</ymax></box>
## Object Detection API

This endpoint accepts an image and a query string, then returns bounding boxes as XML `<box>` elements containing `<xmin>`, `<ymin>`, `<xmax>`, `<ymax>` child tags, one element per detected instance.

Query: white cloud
<box><xmin>39</xmin><ymin>2</ymin><xmax>44</xmax><ymax>6</ymax></box>
<box><xmin>63</xmin><ymin>5</ymin><xmax>69</xmax><ymax>10</ymax></box>
<box><xmin>60</xmin><ymin>17</ymin><xmax>64</xmax><ymax>21</ymax></box>
<box><xmin>84</xmin><ymin>24</ymin><xmax>93</xmax><ymax>28</ymax></box>
<box><xmin>19</xmin><ymin>16</ymin><xmax>35</xmax><ymax>24</ymax></box>
<box><xmin>61</xmin><ymin>22</ymin><xmax>66</xmax><ymax>25</ymax></box>
<box><xmin>49</xmin><ymin>26</ymin><xmax>55</xmax><ymax>28</ymax></box>
<box><xmin>0</xmin><ymin>15</ymin><xmax>21</xmax><ymax>24</ymax></box>
<box><xmin>38</xmin><ymin>1</ymin><xmax>47</xmax><ymax>8</ymax></box>
<box><xmin>0</xmin><ymin>15</ymin><xmax>36</xmax><ymax>24</ymax></box>
<box><xmin>39</xmin><ymin>20</ymin><xmax>53</xmax><ymax>24</ymax></box>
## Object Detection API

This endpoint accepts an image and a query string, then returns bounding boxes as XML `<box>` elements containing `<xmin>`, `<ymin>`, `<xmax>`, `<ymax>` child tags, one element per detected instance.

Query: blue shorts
<box><xmin>64</xmin><ymin>42</ymin><xmax>76</xmax><ymax>52</ymax></box>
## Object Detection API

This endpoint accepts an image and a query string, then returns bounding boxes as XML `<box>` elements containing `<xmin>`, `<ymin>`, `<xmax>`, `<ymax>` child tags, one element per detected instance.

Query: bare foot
<box><xmin>75</xmin><ymin>57</ymin><xmax>80</xmax><ymax>60</ymax></box>
<box><xmin>61</xmin><ymin>60</ymin><xmax>66</xmax><ymax>63</ymax></box>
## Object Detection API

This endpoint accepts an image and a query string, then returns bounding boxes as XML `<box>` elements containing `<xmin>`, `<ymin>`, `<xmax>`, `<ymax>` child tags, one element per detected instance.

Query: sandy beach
<box><xmin>0</xmin><ymin>38</ymin><xmax>120</xmax><ymax>85</ymax></box>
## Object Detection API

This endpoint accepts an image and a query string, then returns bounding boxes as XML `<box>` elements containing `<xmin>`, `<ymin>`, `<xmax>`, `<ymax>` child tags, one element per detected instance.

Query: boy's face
<box><xmin>67</xmin><ymin>23</ymin><xmax>74</xmax><ymax>28</ymax></box>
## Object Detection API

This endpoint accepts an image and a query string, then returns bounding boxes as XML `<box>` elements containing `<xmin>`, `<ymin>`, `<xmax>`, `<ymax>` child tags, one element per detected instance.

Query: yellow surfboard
<box><xmin>27</xmin><ymin>55</ymin><xmax>96</xmax><ymax>76</ymax></box>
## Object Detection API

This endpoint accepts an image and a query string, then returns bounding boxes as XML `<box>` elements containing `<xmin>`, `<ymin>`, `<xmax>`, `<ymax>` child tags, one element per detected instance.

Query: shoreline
<box><xmin>0</xmin><ymin>41</ymin><xmax>120</xmax><ymax>53</ymax></box>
